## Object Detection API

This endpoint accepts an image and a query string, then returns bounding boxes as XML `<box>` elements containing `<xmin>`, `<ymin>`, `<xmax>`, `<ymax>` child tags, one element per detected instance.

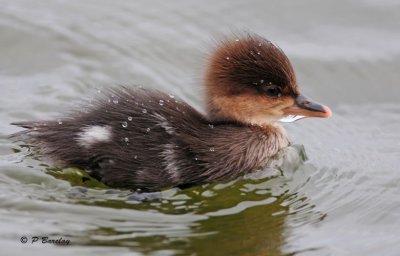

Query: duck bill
<box><xmin>283</xmin><ymin>94</ymin><xmax>332</xmax><ymax>118</ymax></box>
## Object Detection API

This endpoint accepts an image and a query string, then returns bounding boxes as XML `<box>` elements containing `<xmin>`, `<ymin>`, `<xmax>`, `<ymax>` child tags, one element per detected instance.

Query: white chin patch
<box><xmin>278</xmin><ymin>115</ymin><xmax>305</xmax><ymax>123</ymax></box>
<box><xmin>77</xmin><ymin>125</ymin><xmax>112</xmax><ymax>148</ymax></box>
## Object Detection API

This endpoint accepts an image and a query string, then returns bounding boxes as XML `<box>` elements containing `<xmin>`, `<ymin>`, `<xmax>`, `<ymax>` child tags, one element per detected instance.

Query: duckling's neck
<box><xmin>252</xmin><ymin>122</ymin><xmax>288</xmax><ymax>145</ymax></box>
<box><xmin>189</xmin><ymin>120</ymin><xmax>289</xmax><ymax>184</ymax></box>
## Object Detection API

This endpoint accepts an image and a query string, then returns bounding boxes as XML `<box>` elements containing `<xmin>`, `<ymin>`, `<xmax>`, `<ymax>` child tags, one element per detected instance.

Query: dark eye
<box><xmin>258</xmin><ymin>84</ymin><xmax>282</xmax><ymax>97</ymax></box>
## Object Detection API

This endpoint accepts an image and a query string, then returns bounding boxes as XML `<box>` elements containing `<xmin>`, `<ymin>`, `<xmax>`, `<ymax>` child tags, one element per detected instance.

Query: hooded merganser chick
<box><xmin>11</xmin><ymin>33</ymin><xmax>332</xmax><ymax>191</ymax></box>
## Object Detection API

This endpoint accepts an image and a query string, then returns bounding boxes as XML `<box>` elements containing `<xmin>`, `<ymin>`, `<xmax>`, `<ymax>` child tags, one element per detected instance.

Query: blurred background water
<box><xmin>0</xmin><ymin>0</ymin><xmax>400</xmax><ymax>255</ymax></box>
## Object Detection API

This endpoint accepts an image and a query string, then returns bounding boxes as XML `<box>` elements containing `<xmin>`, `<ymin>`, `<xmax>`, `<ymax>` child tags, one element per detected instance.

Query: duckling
<box><xmin>11</xmin><ymin>33</ymin><xmax>331</xmax><ymax>191</ymax></box>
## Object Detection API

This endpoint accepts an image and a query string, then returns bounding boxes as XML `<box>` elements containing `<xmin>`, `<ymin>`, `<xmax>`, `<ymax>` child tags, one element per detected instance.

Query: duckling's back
<box><xmin>11</xmin><ymin>88</ymin><xmax>199</xmax><ymax>190</ymax></box>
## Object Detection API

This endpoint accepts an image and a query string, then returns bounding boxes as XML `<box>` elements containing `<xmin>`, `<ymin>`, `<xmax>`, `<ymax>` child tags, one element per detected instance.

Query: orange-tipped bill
<box><xmin>280</xmin><ymin>94</ymin><xmax>332</xmax><ymax>122</ymax></box>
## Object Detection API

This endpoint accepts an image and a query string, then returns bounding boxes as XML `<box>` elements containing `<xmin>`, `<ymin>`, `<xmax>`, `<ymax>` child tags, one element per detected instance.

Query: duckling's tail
<box><xmin>10</xmin><ymin>121</ymin><xmax>40</xmax><ymax>129</ymax></box>
<box><xmin>9</xmin><ymin>121</ymin><xmax>47</xmax><ymax>141</ymax></box>
<box><xmin>10</xmin><ymin>120</ymin><xmax>86</xmax><ymax>168</ymax></box>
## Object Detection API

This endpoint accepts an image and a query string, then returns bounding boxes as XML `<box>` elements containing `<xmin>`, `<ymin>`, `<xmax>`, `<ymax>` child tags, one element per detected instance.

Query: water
<box><xmin>1</xmin><ymin>0</ymin><xmax>400</xmax><ymax>255</ymax></box>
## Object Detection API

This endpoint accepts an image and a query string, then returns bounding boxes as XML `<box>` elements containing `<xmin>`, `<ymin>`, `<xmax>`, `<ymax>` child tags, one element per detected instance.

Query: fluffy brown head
<box><xmin>205</xmin><ymin>33</ymin><xmax>300</xmax><ymax>124</ymax></box>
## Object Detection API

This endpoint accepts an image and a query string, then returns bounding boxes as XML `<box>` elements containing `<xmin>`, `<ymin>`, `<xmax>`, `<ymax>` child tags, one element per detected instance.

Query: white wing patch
<box><xmin>77</xmin><ymin>125</ymin><xmax>112</xmax><ymax>148</ymax></box>
<box><xmin>161</xmin><ymin>143</ymin><xmax>180</xmax><ymax>181</ymax></box>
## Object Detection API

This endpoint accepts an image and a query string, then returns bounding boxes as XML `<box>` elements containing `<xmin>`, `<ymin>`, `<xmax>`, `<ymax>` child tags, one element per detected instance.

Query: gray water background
<box><xmin>0</xmin><ymin>0</ymin><xmax>400</xmax><ymax>255</ymax></box>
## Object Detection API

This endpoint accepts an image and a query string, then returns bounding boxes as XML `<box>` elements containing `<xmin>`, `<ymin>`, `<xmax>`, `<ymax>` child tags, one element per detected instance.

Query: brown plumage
<box><xmin>205</xmin><ymin>34</ymin><xmax>299</xmax><ymax>124</ymax></box>
<box><xmin>10</xmin><ymin>33</ymin><xmax>331</xmax><ymax>191</ymax></box>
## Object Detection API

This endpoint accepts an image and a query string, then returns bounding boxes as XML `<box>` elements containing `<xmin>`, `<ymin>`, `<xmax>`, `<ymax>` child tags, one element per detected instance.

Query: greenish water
<box><xmin>1</xmin><ymin>0</ymin><xmax>400</xmax><ymax>255</ymax></box>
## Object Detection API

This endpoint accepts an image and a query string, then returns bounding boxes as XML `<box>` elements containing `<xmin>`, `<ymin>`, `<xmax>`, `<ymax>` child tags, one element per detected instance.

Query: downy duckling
<box><xmin>11</xmin><ymin>33</ymin><xmax>332</xmax><ymax>191</ymax></box>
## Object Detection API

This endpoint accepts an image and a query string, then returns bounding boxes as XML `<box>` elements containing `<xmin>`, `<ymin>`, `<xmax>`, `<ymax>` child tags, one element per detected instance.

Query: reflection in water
<box><xmin>38</xmin><ymin>145</ymin><xmax>324</xmax><ymax>255</ymax></box>
<box><xmin>189</xmin><ymin>196</ymin><xmax>289</xmax><ymax>256</ymax></box>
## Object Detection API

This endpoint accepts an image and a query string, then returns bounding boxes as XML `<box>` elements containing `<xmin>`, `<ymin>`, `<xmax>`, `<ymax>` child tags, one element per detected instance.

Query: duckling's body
<box><xmin>11</xmin><ymin>33</ymin><xmax>331</xmax><ymax>191</ymax></box>
<box><xmin>14</xmin><ymin>88</ymin><xmax>287</xmax><ymax>191</ymax></box>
